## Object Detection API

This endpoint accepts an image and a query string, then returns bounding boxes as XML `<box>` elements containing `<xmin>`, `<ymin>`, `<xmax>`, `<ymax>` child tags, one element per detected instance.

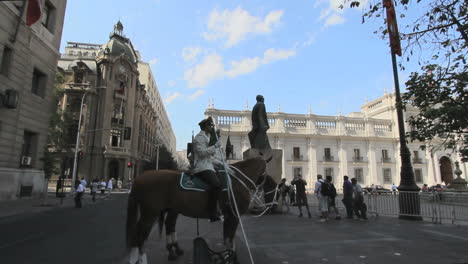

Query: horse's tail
<box><xmin>126</xmin><ymin>186</ymin><xmax>138</xmax><ymax>249</ymax></box>
<box><xmin>158</xmin><ymin>210</ymin><xmax>167</xmax><ymax>238</ymax></box>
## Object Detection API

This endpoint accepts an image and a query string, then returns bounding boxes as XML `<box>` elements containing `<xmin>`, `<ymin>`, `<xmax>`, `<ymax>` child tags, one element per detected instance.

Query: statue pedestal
<box><xmin>243</xmin><ymin>148</ymin><xmax>282</xmax><ymax>183</ymax></box>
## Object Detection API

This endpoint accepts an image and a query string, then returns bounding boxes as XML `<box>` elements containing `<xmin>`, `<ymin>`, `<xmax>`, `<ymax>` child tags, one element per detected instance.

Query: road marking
<box><xmin>248</xmin><ymin>237</ymin><xmax>399</xmax><ymax>249</ymax></box>
<box><xmin>421</xmin><ymin>229</ymin><xmax>468</xmax><ymax>241</ymax></box>
<box><xmin>0</xmin><ymin>232</ymin><xmax>44</xmax><ymax>250</ymax></box>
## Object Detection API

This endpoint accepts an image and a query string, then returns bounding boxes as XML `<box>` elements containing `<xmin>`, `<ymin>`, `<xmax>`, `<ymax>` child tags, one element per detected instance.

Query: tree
<box><xmin>346</xmin><ymin>0</ymin><xmax>467</xmax><ymax>160</ymax></box>
<box><xmin>144</xmin><ymin>144</ymin><xmax>178</xmax><ymax>171</ymax></box>
<box><xmin>41</xmin><ymin>71</ymin><xmax>73</xmax><ymax>178</ymax></box>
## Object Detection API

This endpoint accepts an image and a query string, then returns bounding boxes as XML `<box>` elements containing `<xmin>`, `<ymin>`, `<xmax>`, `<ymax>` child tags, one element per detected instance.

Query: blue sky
<box><xmin>61</xmin><ymin>0</ymin><xmax>420</xmax><ymax>150</ymax></box>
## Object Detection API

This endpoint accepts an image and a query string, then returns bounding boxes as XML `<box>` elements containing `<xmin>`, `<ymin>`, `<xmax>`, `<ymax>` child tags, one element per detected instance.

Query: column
<box><xmin>307</xmin><ymin>138</ymin><xmax>317</xmax><ymax>187</ymax></box>
<box><xmin>278</xmin><ymin>139</ymin><xmax>286</xmax><ymax>179</ymax></box>
<box><xmin>368</xmin><ymin>141</ymin><xmax>378</xmax><ymax>186</ymax></box>
<box><xmin>338</xmin><ymin>139</ymin><xmax>347</xmax><ymax>191</ymax></box>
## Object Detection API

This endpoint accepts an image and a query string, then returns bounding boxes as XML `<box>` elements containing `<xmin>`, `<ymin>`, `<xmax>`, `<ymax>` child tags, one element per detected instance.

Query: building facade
<box><xmin>0</xmin><ymin>0</ymin><xmax>67</xmax><ymax>200</ymax></box>
<box><xmin>55</xmin><ymin>22</ymin><xmax>176</xmax><ymax>184</ymax></box>
<box><xmin>206</xmin><ymin>93</ymin><xmax>468</xmax><ymax>191</ymax></box>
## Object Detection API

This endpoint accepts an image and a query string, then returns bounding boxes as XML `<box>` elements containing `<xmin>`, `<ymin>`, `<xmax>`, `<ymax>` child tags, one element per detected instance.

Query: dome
<box><xmin>57</xmin><ymin>59</ymin><xmax>97</xmax><ymax>73</ymax></box>
<box><xmin>98</xmin><ymin>21</ymin><xmax>137</xmax><ymax>63</ymax></box>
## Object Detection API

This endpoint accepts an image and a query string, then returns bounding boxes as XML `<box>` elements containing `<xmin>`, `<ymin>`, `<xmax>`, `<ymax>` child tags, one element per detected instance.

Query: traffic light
<box><xmin>127</xmin><ymin>162</ymin><xmax>133</xmax><ymax>168</ymax></box>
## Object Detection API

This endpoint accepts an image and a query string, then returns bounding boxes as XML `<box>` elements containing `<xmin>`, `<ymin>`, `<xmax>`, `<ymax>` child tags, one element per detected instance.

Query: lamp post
<box><xmin>70</xmin><ymin>87</ymin><xmax>105</xmax><ymax>193</ymax></box>
<box><xmin>383</xmin><ymin>0</ymin><xmax>421</xmax><ymax>220</ymax></box>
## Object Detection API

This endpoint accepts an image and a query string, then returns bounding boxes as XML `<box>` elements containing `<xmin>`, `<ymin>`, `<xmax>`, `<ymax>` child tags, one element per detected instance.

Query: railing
<box><xmin>413</xmin><ymin>158</ymin><xmax>423</xmax><ymax>164</ymax></box>
<box><xmin>381</xmin><ymin>157</ymin><xmax>392</xmax><ymax>163</ymax></box>
<box><xmin>290</xmin><ymin>155</ymin><xmax>305</xmax><ymax>161</ymax></box>
<box><xmin>365</xmin><ymin>191</ymin><xmax>468</xmax><ymax>224</ymax></box>
<box><xmin>353</xmin><ymin>156</ymin><xmax>364</xmax><ymax>162</ymax></box>
<box><xmin>323</xmin><ymin>156</ymin><xmax>334</xmax><ymax>162</ymax></box>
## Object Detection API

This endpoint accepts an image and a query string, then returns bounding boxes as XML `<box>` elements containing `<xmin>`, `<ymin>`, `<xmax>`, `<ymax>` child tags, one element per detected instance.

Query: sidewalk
<box><xmin>0</xmin><ymin>189</ymin><xmax>129</xmax><ymax>220</ymax></box>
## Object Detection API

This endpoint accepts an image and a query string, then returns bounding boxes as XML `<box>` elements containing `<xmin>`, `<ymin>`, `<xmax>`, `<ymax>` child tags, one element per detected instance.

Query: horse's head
<box><xmin>231</xmin><ymin>156</ymin><xmax>267</xmax><ymax>184</ymax></box>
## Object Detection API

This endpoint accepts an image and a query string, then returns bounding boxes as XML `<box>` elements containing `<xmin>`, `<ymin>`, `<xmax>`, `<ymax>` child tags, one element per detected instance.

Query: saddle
<box><xmin>179</xmin><ymin>171</ymin><xmax>229</xmax><ymax>192</ymax></box>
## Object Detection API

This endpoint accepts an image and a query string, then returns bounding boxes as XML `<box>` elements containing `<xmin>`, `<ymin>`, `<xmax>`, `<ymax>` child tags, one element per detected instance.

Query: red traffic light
<box><xmin>127</xmin><ymin>162</ymin><xmax>133</xmax><ymax>167</ymax></box>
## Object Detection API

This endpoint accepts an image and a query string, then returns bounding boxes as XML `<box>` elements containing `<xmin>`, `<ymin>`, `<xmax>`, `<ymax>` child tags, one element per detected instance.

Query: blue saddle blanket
<box><xmin>179</xmin><ymin>171</ymin><xmax>229</xmax><ymax>192</ymax></box>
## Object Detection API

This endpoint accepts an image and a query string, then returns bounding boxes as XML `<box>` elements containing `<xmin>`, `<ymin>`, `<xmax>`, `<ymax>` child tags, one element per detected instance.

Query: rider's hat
<box><xmin>198</xmin><ymin>116</ymin><xmax>214</xmax><ymax>129</ymax></box>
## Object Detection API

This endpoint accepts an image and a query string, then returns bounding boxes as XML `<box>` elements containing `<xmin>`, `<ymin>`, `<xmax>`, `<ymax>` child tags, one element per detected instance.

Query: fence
<box><xmin>365</xmin><ymin>191</ymin><xmax>468</xmax><ymax>224</ymax></box>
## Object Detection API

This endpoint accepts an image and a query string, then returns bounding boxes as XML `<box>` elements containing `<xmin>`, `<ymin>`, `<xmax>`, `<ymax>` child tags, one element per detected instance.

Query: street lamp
<box><xmin>383</xmin><ymin>0</ymin><xmax>421</xmax><ymax>220</ymax></box>
<box><xmin>70</xmin><ymin>86</ymin><xmax>106</xmax><ymax>193</ymax></box>
<box><xmin>155</xmin><ymin>142</ymin><xmax>161</xmax><ymax>170</ymax></box>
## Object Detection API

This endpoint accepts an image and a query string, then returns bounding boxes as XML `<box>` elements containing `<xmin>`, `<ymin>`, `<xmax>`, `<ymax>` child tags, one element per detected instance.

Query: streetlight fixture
<box><xmin>70</xmin><ymin>86</ymin><xmax>106</xmax><ymax>193</ymax></box>
<box><xmin>383</xmin><ymin>0</ymin><xmax>421</xmax><ymax>220</ymax></box>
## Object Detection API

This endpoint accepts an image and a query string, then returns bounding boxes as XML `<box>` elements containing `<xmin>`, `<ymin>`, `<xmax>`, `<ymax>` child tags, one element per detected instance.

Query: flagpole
<box><xmin>9</xmin><ymin>0</ymin><xmax>27</xmax><ymax>43</ymax></box>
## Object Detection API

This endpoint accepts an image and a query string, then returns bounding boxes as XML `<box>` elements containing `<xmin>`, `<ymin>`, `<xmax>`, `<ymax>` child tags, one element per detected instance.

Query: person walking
<box><xmin>326</xmin><ymin>176</ymin><xmax>341</xmax><ymax>220</ymax></box>
<box><xmin>342</xmin><ymin>175</ymin><xmax>354</xmax><ymax>219</ymax></box>
<box><xmin>100</xmin><ymin>179</ymin><xmax>106</xmax><ymax>195</ymax></box>
<box><xmin>74</xmin><ymin>180</ymin><xmax>84</xmax><ymax>208</ymax></box>
<box><xmin>291</xmin><ymin>174</ymin><xmax>311</xmax><ymax>218</ymax></box>
<box><xmin>351</xmin><ymin>178</ymin><xmax>367</xmax><ymax>220</ymax></box>
<box><xmin>107</xmin><ymin>178</ymin><xmax>114</xmax><ymax>195</ymax></box>
<box><xmin>391</xmin><ymin>183</ymin><xmax>398</xmax><ymax>195</ymax></box>
<box><xmin>314</xmin><ymin>175</ymin><xmax>329</xmax><ymax>222</ymax></box>
<box><xmin>80</xmin><ymin>177</ymin><xmax>87</xmax><ymax>193</ymax></box>
<box><xmin>90</xmin><ymin>179</ymin><xmax>99</xmax><ymax>203</ymax></box>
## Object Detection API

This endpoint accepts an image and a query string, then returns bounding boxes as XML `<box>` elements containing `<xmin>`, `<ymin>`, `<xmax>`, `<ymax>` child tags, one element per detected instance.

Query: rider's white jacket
<box><xmin>192</xmin><ymin>130</ymin><xmax>217</xmax><ymax>174</ymax></box>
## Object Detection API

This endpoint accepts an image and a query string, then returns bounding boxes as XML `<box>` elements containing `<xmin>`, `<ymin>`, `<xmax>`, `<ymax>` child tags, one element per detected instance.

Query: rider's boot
<box><xmin>209</xmin><ymin>188</ymin><xmax>221</xmax><ymax>222</ymax></box>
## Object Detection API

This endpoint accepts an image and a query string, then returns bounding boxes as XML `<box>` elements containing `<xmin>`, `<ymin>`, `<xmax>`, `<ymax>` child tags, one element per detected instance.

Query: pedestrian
<box><xmin>342</xmin><ymin>175</ymin><xmax>354</xmax><ymax>219</ymax></box>
<box><xmin>289</xmin><ymin>185</ymin><xmax>296</xmax><ymax>205</ymax></box>
<box><xmin>351</xmin><ymin>178</ymin><xmax>367</xmax><ymax>220</ymax></box>
<box><xmin>90</xmin><ymin>179</ymin><xmax>99</xmax><ymax>203</ymax></box>
<box><xmin>74</xmin><ymin>180</ymin><xmax>84</xmax><ymax>208</ymax></box>
<box><xmin>391</xmin><ymin>183</ymin><xmax>398</xmax><ymax>195</ymax></box>
<box><xmin>314</xmin><ymin>174</ymin><xmax>329</xmax><ymax>222</ymax></box>
<box><xmin>117</xmin><ymin>178</ymin><xmax>123</xmax><ymax>190</ymax></box>
<box><xmin>291</xmin><ymin>174</ymin><xmax>311</xmax><ymax>218</ymax></box>
<box><xmin>422</xmin><ymin>184</ymin><xmax>429</xmax><ymax>192</ymax></box>
<box><xmin>326</xmin><ymin>176</ymin><xmax>341</xmax><ymax>220</ymax></box>
<box><xmin>107</xmin><ymin>178</ymin><xmax>114</xmax><ymax>195</ymax></box>
<box><xmin>80</xmin><ymin>177</ymin><xmax>87</xmax><ymax>192</ymax></box>
<box><xmin>100</xmin><ymin>179</ymin><xmax>106</xmax><ymax>194</ymax></box>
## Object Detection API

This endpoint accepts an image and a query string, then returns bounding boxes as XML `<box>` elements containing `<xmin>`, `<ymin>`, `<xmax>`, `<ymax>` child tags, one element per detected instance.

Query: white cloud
<box><xmin>182</xmin><ymin>47</ymin><xmax>202</xmax><ymax>62</ymax></box>
<box><xmin>149</xmin><ymin>58</ymin><xmax>159</xmax><ymax>65</ymax></box>
<box><xmin>184</xmin><ymin>48</ymin><xmax>296</xmax><ymax>88</ymax></box>
<box><xmin>262</xmin><ymin>48</ymin><xmax>296</xmax><ymax>64</ymax></box>
<box><xmin>203</xmin><ymin>7</ymin><xmax>283</xmax><ymax>48</ymax></box>
<box><xmin>188</xmin><ymin>89</ymin><xmax>205</xmax><ymax>101</ymax></box>
<box><xmin>302</xmin><ymin>32</ymin><xmax>317</xmax><ymax>47</ymax></box>
<box><xmin>168</xmin><ymin>80</ymin><xmax>176</xmax><ymax>87</ymax></box>
<box><xmin>184</xmin><ymin>53</ymin><xmax>225</xmax><ymax>88</ymax></box>
<box><xmin>164</xmin><ymin>92</ymin><xmax>182</xmax><ymax>105</ymax></box>
<box><xmin>325</xmin><ymin>14</ymin><xmax>345</xmax><ymax>26</ymax></box>
<box><xmin>226</xmin><ymin>57</ymin><xmax>261</xmax><ymax>78</ymax></box>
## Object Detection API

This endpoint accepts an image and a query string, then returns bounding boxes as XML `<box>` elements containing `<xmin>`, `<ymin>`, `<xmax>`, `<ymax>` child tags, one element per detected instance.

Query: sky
<box><xmin>60</xmin><ymin>0</ymin><xmax>422</xmax><ymax>150</ymax></box>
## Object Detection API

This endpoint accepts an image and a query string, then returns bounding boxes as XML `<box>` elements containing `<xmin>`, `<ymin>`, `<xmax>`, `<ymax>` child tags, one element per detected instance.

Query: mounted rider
<box><xmin>192</xmin><ymin>116</ymin><xmax>223</xmax><ymax>222</ymax></box>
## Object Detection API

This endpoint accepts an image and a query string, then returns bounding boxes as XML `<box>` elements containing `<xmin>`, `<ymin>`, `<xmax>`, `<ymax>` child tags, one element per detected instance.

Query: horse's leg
<box><xmin>135</xmin><ymin>211</ymin><xmax>158</xmax><ymax>263</ymax></box>
<box><xmin>165</xmin><ymin>209</ymin><xmax>182</xmax><ymax>261</ymax></box>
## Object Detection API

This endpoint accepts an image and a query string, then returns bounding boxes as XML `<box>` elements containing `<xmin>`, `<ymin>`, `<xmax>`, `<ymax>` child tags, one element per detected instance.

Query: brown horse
<box><xmin>126</xmin><ymin>157</ymin><xmax>268</xmax><ymax>263</ymax></box>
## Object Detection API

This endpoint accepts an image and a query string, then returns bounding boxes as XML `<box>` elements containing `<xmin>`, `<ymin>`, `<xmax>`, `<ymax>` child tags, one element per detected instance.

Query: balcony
<box><xmin>289</xmin><ymin>155</ymin><xmax>306</xmax><ymax>162</ymax></box>
<box><xmin>65</xmin><ymin>82</ymin><xmax>91</xmax><ymax>90</ymax></box>
<box><xmin>413</xmin><ymin>158</ymin><xmax>423</xmax><ymax>164</ymax></box>
<box><xmin>352</xmin><ymin>156</ymin><xmax>364</xmax><ymax>162</ymax></box>
<box><xmin>381</xmin><ymin>157</ymin><xmax>392</xmax><ymax>163</ymax></box>
<box><xmin>323</xmin><ymin>156</ymin><xmax>335</xmax><ymax>162</ymax></box>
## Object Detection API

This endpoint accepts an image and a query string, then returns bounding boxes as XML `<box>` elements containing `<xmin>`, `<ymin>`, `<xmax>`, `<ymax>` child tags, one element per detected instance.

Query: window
<box><xmin>415</xmin><ymin>169</ymin><xmax>423</xmax><ymax>183</ymax></box>
<box><xmin>355</xmin><ymin>168</ymin><xmax>364</xmax><ymax>183</ymax></box>
<box><xmin>353</xmin><ymin>149</ymin><xmax>362</xmax><ymax>161</ymax></box>
<box><xmin>293</xmin><ymin>147</ymin><xmax>300</xmax><ymax>160</ymax></box>
<box><xmin>382</xmin><ymin>149</ymin><xmax>390</xmax><ymax>162</ymax></box>
<box><xmin>325</xmin><ymin>167</ymin><xmax>333</xmax><ymax>177</ymax></box>
<box><xmin>67</xmin><ymin>122</ymin><xmax>78</xmax><ymax>145</ymax></box>
<box><xmin>383</xmin><ymin>168</ymin><xmax>392</xmax><ymax>184</ymax></box>
<box><xmin>324</xmin><ymin>148</ymin><xmax>333</xmax><ymax>161</ymax></box>
<box><xmin>293</xmin><ymin>167</ymin><xmax>302</xmax><ymax>178</ymax></box>
<box><xmin>74</xmin><ymin>71</ymin><xmax>84</xmax><ymax>83</ymax></box>
<box><xmin>31</xmin><ymin>68</ymin><xmax>47</xmax><ymax>96</ymax></box>
<box><xmin>1</xmin><ymin>46</ymin><xmax>13</xmax><ymax>76</ymax></box>
<box><xmin>110</xmin><ymin>129</ymin><xmax>122</xmax><ymax>147</ymax></box>
<box><xmin>413</xmin><ymin>150</ymin><xmax>422</xmax><ymax>163</ymax></box>
<box><xmin>69</xmin><ymin>98</ymin><xmax>82</xmax><ymax>112</ymax></box>
<box><xmin>41</xmin><ymin>1</ymin><xmax>56</xmax><ymax>32</ymax></box>
<box><xmin>21</xmin><ymin>130</ymin><xmax>37</xmax><ymax>167</ymax></box>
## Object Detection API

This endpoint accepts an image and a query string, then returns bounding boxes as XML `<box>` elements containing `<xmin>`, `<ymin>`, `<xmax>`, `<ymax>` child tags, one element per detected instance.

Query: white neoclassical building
<box><xmin>205</xmin><ymin>92</ymin><xmax>468</xmax><ymax>191</ymax></box>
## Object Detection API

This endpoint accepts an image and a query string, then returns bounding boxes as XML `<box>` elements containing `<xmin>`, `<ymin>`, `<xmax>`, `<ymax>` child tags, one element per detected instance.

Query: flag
<box><xmin>383</xmin><ymin>0</ymin><xmax>402</xmax><ymax>56</ymax></box>
<box><xmin>26</xmin><ymin>0</ymin><xmax>42</xmax><ymax>26</ymax></box>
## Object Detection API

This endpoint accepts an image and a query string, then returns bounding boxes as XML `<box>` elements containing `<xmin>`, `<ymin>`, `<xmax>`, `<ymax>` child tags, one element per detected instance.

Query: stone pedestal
<box><xmin>243</xmin><ymin>148</ymin><xmax>283</xmax><ymax>183</ymax></box>
<box><xmin>447</xmin><ymin>161</ymin><xmax>468</xmax><ymax>191</ymax></box>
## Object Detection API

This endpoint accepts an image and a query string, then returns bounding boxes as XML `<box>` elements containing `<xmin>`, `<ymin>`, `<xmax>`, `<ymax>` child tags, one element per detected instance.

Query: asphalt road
<box><xmin>1</xmin><ymin>193</ymin><xmax>468</xmax><ymax>264</ymax></box>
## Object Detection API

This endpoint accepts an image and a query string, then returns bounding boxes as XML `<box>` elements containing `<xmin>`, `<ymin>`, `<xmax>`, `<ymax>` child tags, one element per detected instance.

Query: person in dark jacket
<box><xmin>291</xmin><ymin>174</ymin><xmax>311</xmax><ymax>218</ymax></box>
<box><xmin>342</xmin><ymin>175</ymin><xmax>354</xmax><ymax>218</ymax></box>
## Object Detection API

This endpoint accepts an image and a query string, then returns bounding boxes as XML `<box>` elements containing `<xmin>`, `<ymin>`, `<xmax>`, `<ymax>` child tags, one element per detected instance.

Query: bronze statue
<box><xmin>248</xmin><ymin>95</ymin><xmax>271</xmax><ymax>149</ymax></box>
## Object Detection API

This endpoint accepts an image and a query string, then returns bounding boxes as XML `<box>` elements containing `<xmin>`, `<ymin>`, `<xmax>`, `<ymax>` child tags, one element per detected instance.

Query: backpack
<box><xmin>320</xmin><ymin>181</ymin><xmax>332</xmax><ymax>196</ymax></box>
<box><xmin>329</xmin><ymin>183</ymin><xmax>337</xmax><ymax>198</ymax></box>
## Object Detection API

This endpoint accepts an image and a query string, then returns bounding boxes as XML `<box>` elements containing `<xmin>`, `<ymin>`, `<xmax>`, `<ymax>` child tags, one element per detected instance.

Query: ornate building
<box><xmin>0</xmin><ymin>0</ymin><xmax>67</xmax><ymax>200</ymax></box>
<box><xmin>206</xmin><ymin>93</ymin><xmax>468</xmax><ymax>190</ymax></box>
<box><xmin>56</xmin><ymin>22</ymin><xmax>175</xmax><ymax>183</ymax></box>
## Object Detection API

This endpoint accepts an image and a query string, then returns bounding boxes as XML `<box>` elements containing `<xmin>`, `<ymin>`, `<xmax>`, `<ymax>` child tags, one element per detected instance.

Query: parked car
<box><xmin>362</xmin><ymin>185</ymin><xmax>392</xmax><ymax>194</ymax></box>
